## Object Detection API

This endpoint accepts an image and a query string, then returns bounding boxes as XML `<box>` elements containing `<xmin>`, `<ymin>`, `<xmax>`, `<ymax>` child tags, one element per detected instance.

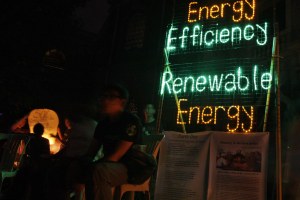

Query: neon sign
<box><xmin>161</xmin><ymin>0</ymin><xmax>272</xmax><ymax>133</ymax></box>
<box><xmin>176</xmin><ymin>99</ymin><xmax>254</xmax><ymax>132</ymax></box>
<box><xmin>160</xmin><ymin>66</ymin><xmax>272</xmax><ymax>95</ymax></box>
<box><xmin>166</xmin><ymin>22</ymin><xmax>268</xmax><ymax>52</ymax></box>
<box><xmin>188</xmin><ymin>0</ymin><xmax>256</xmax><ymax>23</ymax></box>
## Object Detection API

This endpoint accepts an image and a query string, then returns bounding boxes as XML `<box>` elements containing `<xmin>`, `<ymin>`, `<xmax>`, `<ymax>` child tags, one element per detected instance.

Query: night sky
<box><xmin>0</xmin><ymin>0</ymin><xmax>115</xmax><ymax>130</ymax></box>
<box><xmin>75</xmin><ymin>0</ymin><xmax>109</xmax><ymax>34</ymax></box>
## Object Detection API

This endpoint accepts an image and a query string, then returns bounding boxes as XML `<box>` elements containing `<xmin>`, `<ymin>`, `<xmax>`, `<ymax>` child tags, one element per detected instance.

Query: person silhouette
<box><xmin>143</xmin><ymin>103</ymin><xmax>157</xmax><ymax>135</ymax></box>
<box><xmin>10</xmin><ymin>123</ymin><xmax>50</xmax><ymax>199</ymax></box>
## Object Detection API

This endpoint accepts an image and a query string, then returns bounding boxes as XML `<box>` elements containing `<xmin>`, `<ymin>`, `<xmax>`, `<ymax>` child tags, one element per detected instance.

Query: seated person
<box><xmin>83</xmin><ymin>83</ymin><xmax>143</xmax><ymax>200</ymax></box>
<box><xmin>44</xmin><ymin>113</ymin><xmax>97</xmax><ymax>200</ymax></box>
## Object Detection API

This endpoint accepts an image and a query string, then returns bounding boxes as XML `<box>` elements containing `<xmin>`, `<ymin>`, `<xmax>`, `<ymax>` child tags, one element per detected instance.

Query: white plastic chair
<box><xmin>113</xmin><ymin>134</ymin><xmax>164</xmax><ymax>200</ymax></box>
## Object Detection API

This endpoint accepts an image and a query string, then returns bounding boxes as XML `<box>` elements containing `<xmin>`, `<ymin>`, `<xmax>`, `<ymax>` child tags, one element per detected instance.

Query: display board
<box><xmin>159</xmin><ymin>0</ymin><xmax>274</xmax><ymax>133</ymax></box>
<box><xmin>207</xmin><ymin>131</ymin><xmax>269</xmax><ymax>200</ymax></box>
<box><xmin>155</xmin><ymin>131</ymin><xmax>210</xmax><ymax>200</ymax></box>
<box><xmin>155</xmin><ymin>131</ymin><xmax>269</xmax><ymax>200</ymax></box>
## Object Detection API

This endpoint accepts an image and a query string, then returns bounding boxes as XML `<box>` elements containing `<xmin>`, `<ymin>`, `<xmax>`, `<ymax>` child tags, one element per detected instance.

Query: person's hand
<box><xmin>50</xmin><ymin>133</ymin><xmax>57</xmax><ymax>138</ymax></box>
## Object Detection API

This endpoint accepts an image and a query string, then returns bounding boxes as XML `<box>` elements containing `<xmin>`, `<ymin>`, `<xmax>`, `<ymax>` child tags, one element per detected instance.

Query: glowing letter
<box><xmin>184</xmin><ymin>76</ymin><xmax>195</xmax><ymax>93</ymax></box>
<box><xmin>221</xmin><ymin>3</ymin><xmax>231</xmax><ymax>18</ymax></box>
<box><xmin>243</xmin><ymin>24</ymin><xmax>254</xmax><ymax>40</ymax></box>
<box><xmin>232</xmin><ymin>27</ymin><xmax>242</xmax><ymax>43</ymax></box>
<box><xmin>237</xmin><ymin>67</ymin><xmax>249</xmax><ymax>91</ymax></box>
<box><xmin>256</xmin><ymin>23</ymin><xmax>268</xmax><ymax>46</ymax></box>
<box><xmin>261</xmin><ymin>72</ymin><xmax>272</xmax><ymax>89</ymax></box>
<box><xmin>160</xmin><ymin>71</ymin><xmax>173</xmax><ymax>95</ymax></box>
<box><xmin>173</xmin><ymin>77</ymin><xmax>183</xmax><ymax>94</ymax></box>
<box><xmin>189</xmin><ymin>106</ymin><xmax>201</xmax><ymax>124</ymax></box>
<box><xmin>177</xmin><ymin>99</ymin><xmax>188</xmax><ymax>124</ymax></box>
<box><xmin>214</xmin><ymin>106</ymin><xmax>225</xmax><ymax>124</ymax></box>
<box><xmin>241</xmin><ymin>106</ymin><xmax>254</xmax><ymax>133</ymax></box>
<box><xmin>210</xmin><ymin>5</ymin><xmax>220</xmax><ymax>19</ymax></box>
<box><xmin>202</xmin><ymin>106</ymin><xmax>213</xmax><ymax>124</ymax></box>
<box><xmin>179</xmin><ymin>27</ymin><xmax>189</xmax><ymax>48</ymax></box>
<box><xmin>215</xmin><ymin>25</ymin><xmax>219</xmax><ymax>44</ymax></box>
<box><xmin>232</xmin><ymin>1</ymin><xmax>244</xmax><ymax>22</ymax></box>
<box><xmin>225</xmin><ymin>73</ymin><xmax>236</xmax><ymax>92</ymax></box>
<box><xmin>166</xmin><ymin>27</ymin><xmax>177</xmax><ymax>51</ymax></box>
<box><xmin>199</xmin><ymin>6</ymin><xmax>209</xmax><ymax>20</ymax></box>
<box><xmin>253</xmin><ymin>65</ymin><xmax>258</xmax><ymax>90</ymax></box>
<box><xmin>199</xmin><ymin>27</ymin><xmax>204</xmax><ymax>46</ymax></box>
<box><xmin>219</xmin><ymin>28</ymin><xmax>230</xmax><ymax>43</ymax></box>
<box><xmin>196</xmin><ymin>76</ymin><xmax>207</xmax><ymax>92</ymax></box>
<box><xmin>191</xmin><ymin>25</ymin><xmax>200</xmax><ymax>46</ymax></box>
<box><xmin>188</xmin><ymin>2</ymin><xmax>198</xmax><ymax>23</ymax></box>
<box><xmin>204</xmin><ymin>30</ymin><xmax>215</xmax><ymax>46</ymax></box>
<box><xmin>245</xmin><ymin>0</ymin><xmax>256</xmax><ymax>20</ymax></box>
<box><xmin>209</xmin><ymin>74</ymin><xmax>223</xmax><ymax>91</ymax></box>
<box><xmin>227</xmin><ymin>106</ymin><xmax>240</xmax><ymax>132</ymax></box>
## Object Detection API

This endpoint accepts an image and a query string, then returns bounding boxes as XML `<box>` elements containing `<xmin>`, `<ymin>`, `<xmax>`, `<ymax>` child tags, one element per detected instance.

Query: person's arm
<box><xmin>10</xmin><ymin>114</ymin><xmax>29</xmax><ymax>133</ymax></box>
<box><xmin>56</xmin><ymin>127</ymin><xmax>63</xmax><ymax>141</ymax></box>
<box><xmin>105</xmin><ymin>140</ymin><xmax>133</xmax><ymax>162</ymax></box>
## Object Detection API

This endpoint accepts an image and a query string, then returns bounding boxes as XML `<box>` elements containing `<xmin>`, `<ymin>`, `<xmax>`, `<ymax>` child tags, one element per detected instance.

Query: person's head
<box><xmin>98</xmin><ymin>83</ymin><xmax>129</xmax><ymax>116</ymax></box>
<box><xmin>33</xmin><ymin>123</ymin><xmax>44</xmax><ymax>136</ymax></box>
<box><xmin>144</xmin><ymin>103</ymin><xmax>156</xmax><ymax>121</ymax></box>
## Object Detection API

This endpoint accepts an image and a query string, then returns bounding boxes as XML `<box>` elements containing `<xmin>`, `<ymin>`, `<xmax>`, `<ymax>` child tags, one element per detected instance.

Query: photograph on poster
<box><xmin>216</xmin><ymin>149</ymin><xmax>261</xmax><ymax>172</ymax></box>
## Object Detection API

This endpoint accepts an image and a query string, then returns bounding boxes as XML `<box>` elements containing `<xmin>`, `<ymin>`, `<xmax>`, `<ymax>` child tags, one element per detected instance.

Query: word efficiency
<box><xmin>177</xmin><ymin>99</ymin><xmax>254</xmax><ymax>132</ymax></box>
<box><xmin>166</xmin><ymin>22</ymin><xmax>268</xmax><ymax>52</ymax></box>
<box><xmin>188</xmin><ymin>0</ymin><xmax>256</xmax><ymax>23</ymax></box>
<box><xmin>160</xmin><ymin>65</ymin><xmax>272</xmax><ymax>95</ymax></box>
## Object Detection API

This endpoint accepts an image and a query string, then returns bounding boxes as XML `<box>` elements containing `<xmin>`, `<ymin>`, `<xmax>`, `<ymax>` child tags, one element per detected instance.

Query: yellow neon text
<box><xmin>188</xmin><ymin>0</ymin><xmax>255</xmax><ymax>23</ymax></box>
<box><xmin>177</xmin><ymin>99</ymin><xmax>254</xmax><ymax>133</ymax></box>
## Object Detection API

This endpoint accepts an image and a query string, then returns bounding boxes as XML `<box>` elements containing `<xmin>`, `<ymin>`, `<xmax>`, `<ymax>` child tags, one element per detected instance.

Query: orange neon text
<box><xmin>188</xmin><ymin>0</ymin><xmax>256</xmax><ymax>23</ymax></box>
<box><xmin>176</xmin><ymin>99</ymin><xmax>254</xmax><ymax>133</ymax></box>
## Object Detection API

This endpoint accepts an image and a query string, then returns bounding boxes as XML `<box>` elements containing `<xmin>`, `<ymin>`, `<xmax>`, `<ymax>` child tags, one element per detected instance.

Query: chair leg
<box><xmin>112</xmin><ymin>186</ymin><xmax>121</xmax><ymax>200</ymax></box>
<box><xmin>0</xmin><ymin>177</ymin><xmax>3</xmax><ymax>192</ymax></box>
<box><xmin>146</xmin><ymin>191</ymin><xmax>150</xmax><ymax>200</ymax></box>
<box><xmin>74</xmin><ymin>184</ymin><xmax>85</xmax><ymax>200</ymax></box>
<box><xmin>128</xmin><ymin>191</ymin><xmax>134</xmax><ymax>200</ymax></box>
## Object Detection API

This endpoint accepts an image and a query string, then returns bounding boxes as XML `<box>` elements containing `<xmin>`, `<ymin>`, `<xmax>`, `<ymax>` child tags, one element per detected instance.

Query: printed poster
<box><xmin>155</xmin><ymin>131</ymin><xmax>210</xmax><ymax>200</ymax></box>
<box><xmin>207</xmin><ymin>132</ymin><xmax>269</xmax><ymax>200</ymax></box>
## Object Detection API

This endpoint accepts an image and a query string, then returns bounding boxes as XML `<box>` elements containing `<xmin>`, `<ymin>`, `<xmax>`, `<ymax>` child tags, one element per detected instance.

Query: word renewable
<box><xmin>177</xmin><ymin>99</ymin><xmax>253</xmax><ymax>132</ymax></box>
<box><xmin>166</xmin><ymin>22</ymin><xmax>268</xmax><ymax>51</ymax></box>
<box><xmin>160</xmin><ymin>66</ymin><xmax>272</xmax><ymax>95</ymax></box>
<box><xmin>188</xmin><ymin>0</ymin><xmax>256</xmax><ymax>23</ymax></box>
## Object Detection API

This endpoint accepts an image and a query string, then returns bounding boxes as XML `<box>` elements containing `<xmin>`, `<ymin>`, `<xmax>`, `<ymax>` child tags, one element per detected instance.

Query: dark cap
<box><xmin>101</xmin><ymin>83</ymin><xmax>129</xmax><ymax>100</ymax></box>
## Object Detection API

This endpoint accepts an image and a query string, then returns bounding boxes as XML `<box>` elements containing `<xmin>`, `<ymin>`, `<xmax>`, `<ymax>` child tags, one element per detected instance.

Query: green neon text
<box><xmin>166</xmin><ymin>22</ymin><xmax>268</xmax><ymax>51</ymax></box>
<box><xmin>160</xmin><ymin>65</ymin><xmax>272</xmax><ymax>95</ymax></box>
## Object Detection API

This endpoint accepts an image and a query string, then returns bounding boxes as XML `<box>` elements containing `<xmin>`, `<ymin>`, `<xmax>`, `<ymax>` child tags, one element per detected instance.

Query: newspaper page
<box><xmin>207</xmin><ymin>132</ymin><xmax>269</xmax><ymax>200</ymax></box>
<box><xmin>154</xmin><ymin>131</ymin><xmax>210</xmax><ymax>200</ymax></box>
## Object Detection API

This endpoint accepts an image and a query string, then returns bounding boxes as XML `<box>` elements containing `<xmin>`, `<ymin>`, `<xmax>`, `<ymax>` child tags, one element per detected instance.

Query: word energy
<box><xmin>177</xmin><ymin>99</ymin><xmax>254</xmax><ymax>132</ymax></box>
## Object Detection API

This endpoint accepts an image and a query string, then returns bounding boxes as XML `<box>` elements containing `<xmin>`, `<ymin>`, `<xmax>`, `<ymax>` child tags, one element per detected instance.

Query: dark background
<box><xmin>0</xmin><ymin>0</ymin><xmax>167</xmax><ymax>129</ymax></box>
<box><xmin>0</xmin><ymin>0</ymin><xmax>300</xmax><ymax>199</ymax></box>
